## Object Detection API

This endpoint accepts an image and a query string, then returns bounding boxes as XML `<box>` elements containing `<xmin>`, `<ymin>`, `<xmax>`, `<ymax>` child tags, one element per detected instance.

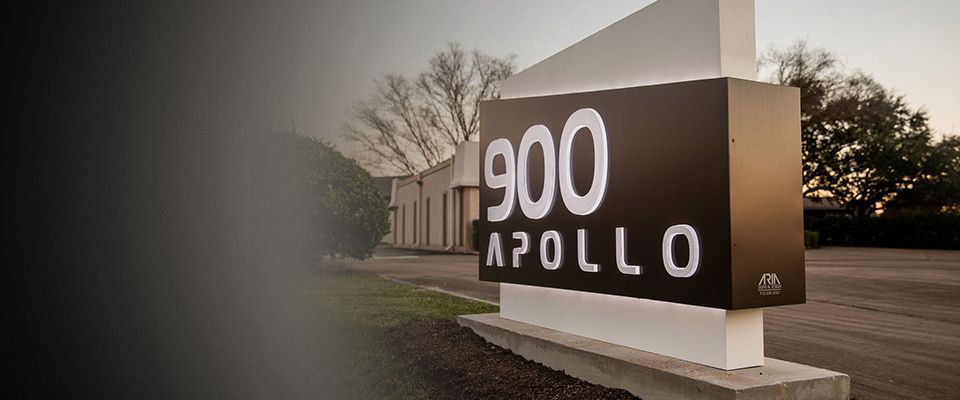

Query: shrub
<box><xmin>288</xmin><ymin>133</ymin><xmax>390</xmax><ymax>259</ymax></box>
<box><xmin>804</xmin><ymin>231</ymin><xmax>820</xmax><ymax>249</ymax></box>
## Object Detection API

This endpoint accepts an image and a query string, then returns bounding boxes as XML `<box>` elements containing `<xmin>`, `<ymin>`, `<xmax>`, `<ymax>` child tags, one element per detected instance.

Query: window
<box><xmin>413</xmin><ymin>201</ymin><xmax>417</xmax><ymax>245</ymax></box>
<box><xmin>401</xmin><ymin>205</ymin><xmax>406</xmax><ymax>245</ymax></box>
<box><xmin>425</xmin><ymin>197</ymin><xmax>431</xmax><ymax>245</ymax></box>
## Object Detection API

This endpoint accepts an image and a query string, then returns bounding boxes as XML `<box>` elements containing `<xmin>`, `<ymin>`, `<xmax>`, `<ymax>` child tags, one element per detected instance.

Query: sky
<box><xmin>219</xmin><ymin>0</ymin><xmax>959</xmax><ymax>145</ymax></box>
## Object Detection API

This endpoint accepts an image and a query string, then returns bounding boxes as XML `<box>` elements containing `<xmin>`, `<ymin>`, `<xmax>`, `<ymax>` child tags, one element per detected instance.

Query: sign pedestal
<box><xmin>501</xmin><ymin>284</ymin><xmax>763</xmax><ymax>370</ymax></box>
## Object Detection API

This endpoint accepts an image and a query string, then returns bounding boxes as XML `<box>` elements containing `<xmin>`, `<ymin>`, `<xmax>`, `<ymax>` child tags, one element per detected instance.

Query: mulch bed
<box><xmin>389</xmin><ymin>319</ymin><xmax>639</xmax><ymax>400</ymax></box>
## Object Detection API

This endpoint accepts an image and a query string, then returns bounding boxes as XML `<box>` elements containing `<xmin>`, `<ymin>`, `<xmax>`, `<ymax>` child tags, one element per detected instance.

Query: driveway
<box><xmin>348</xmin><ymin>247</ymin><xmax>499</xmax><ymax>304</ymax></box>
<box><xmin>345</xmin><ymin>246</ymin><xmax>960</xmax><ymax>399</ymax></box>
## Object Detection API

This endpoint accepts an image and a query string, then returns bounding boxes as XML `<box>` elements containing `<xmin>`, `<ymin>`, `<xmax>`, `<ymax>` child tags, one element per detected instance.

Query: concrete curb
<box><xmin>377</xmin><ymin>275</ymin><xmax>499</xmax><ymax>306</ymax></box>
<box><xmin>457</xmin><ymin>313</ymin><xmax>849</xmax><ymax>400</ymax></box>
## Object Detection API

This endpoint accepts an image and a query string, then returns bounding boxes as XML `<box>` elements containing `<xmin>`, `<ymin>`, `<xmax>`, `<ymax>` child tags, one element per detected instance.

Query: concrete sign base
<box><xmin>458</xmin><ymin>313</ymin><xmax>849</xmax><ymax>400</ymax></box>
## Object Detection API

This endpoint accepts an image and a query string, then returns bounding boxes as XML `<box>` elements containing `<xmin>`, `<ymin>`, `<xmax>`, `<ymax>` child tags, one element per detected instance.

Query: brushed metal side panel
<box><xmin>727</xmin><ymin>79</ymin><xmax>804</xmax><ymax>309</ymax></box>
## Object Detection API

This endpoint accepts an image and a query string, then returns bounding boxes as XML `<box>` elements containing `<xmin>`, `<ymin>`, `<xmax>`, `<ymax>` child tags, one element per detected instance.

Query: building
<box><xmin>802</xmin><ymin>197</ymin><xmax>846</xmax><ymax>217</ymax></box>
<box><xmin>385</xmin><ymin>141</ymin><xmax>480</xmax><ymax>252</ymax></box>
<box><xmin>371</xmin><ymin>175</ymin><xmax>408</xmax><ymax>244</ymax></box>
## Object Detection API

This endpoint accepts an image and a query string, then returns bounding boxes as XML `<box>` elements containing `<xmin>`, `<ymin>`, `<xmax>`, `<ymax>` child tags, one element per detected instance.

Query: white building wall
<box><xmin>393</xmin><ymin>176</ymin><xmax>418</xmax><ymax>246</ymax></box>
<box><xmin>420</xmin><ymin>161</ymin><xmax>452</xmax><ymax>250</ymax></box>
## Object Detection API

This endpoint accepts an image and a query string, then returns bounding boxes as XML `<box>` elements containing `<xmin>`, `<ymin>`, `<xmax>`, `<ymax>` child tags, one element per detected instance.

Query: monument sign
<box><xmin>478</xmin><ymin>0</ymin><xmax>803</xmax><ymax>370</ymax></box>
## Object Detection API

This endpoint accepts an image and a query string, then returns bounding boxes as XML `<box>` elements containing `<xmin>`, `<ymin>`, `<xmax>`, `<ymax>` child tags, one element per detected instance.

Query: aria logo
<box><xmin>758</xmin><ymin>273</ymin><xmax>782</xmax><ymax>296</ymax></box>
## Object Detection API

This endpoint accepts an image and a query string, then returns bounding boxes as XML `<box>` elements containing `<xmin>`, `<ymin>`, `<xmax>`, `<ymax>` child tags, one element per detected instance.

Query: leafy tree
<box><xmin>885</xmin><ymin>136</ymin><xmax>960</xmax><ymax>213</ymax></box>
<box><xmin>288</xmin><ymin>132</ymin><xmax>389</xmax><ymax>259</ymax></box>
<box><xmin>345</xmin><ymin>43</ymin><xmax>515</xmax><ymax>175</ymax></box>
<box><xmin>762</xmin><ymin>41</ymin><xmax>959</xmax><ymax>217</ymax></box>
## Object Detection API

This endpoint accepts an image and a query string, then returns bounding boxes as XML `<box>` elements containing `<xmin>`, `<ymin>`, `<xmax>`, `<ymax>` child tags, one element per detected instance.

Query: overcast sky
<box><xmin>232</xmin><ymin>0</ymin><xmax>959</xmax><ymax>144</ymax></box>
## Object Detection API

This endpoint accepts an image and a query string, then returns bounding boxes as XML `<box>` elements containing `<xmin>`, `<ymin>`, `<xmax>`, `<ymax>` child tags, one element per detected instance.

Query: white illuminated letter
<box><xmin>511</xmin><ymin>231</ymin><xmax>530</xmax><ymax>268</ymax></box>
<box><xmin>485</xmin><ymin>232</ymin><xmax>504</xmax><ymax>267</ymax></box>
<box><xmin>558</xmin><ymin>108</ymin><xmax>609</xmax><ymax>216</ymax></box>
<box><xmin>517</xmin><ymin>125</ymin><xmax>557</xmax><ymax>219</ymax></box>
<box><xmin>577</xmin><ymin>229</ymin><xmax>599</xmax><ymax>272</ymax></box>
<box><xmin>484</xmin><ymin>138</ymin><xmax>516</xmax><ymax>222</ymax></box>
<box><xmin>662</xmin><ymin>224</ymin><xmax>701</xmax><ymax>278</ymax></box>
<box><xmin>540</xmin><ymin>230</ymin><xmax>563</xmax><ymax>270</ymax></box>
<box><xmin>615</xmin><ymin>227</ymin><xmax>642</xmax><ymax>275</ymax></box>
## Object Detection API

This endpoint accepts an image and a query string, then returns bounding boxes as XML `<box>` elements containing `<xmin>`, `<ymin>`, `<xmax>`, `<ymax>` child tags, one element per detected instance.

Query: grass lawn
<box><xmin>295</xmin><ymin>262</ymin><xmax>498</xmax><ymax>399</ymax></box>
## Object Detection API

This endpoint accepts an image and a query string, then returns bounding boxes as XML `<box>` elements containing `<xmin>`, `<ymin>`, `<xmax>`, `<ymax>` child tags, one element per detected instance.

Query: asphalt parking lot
<box><xmin>346</xmin><ymin>246</ymin><xmax>960</xmax><ymax>399</ymax></box>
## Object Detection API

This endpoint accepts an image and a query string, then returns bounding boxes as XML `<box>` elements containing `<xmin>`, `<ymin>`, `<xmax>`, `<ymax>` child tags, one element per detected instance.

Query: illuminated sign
<box><xmin>479</xmin><ymin>78</ymin><xmax>805</xmax><ymax>310</ymax></box>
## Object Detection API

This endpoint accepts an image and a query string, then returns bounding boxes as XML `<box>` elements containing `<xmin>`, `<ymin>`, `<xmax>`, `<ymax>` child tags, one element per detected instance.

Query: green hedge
<box><xmin>288</xmin><ymin>133</ymin><xmax>390</xmax><ymax>259</ymax></box>
<box><xmin>804</xmin><ymin>231</ymin><xmax>820</xmax><ymax>249</ymax></box>
<box><xmin>806</xmin><ymin>213</ymin><xmax>960</xmax><ymax>249</ymax></box>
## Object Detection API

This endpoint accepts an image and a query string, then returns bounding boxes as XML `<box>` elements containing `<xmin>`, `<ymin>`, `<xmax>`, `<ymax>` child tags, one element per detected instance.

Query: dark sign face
<box><xmin>478</xmin><ymin>78</ymin><xmax>804</xmax><ymax>310</ymax></box>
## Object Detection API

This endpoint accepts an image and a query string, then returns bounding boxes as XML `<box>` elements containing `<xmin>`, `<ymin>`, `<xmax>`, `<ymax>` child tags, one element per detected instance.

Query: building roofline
<box><xmin>396</xmin><ymin>158</ymin><xmax>453</xmax><ymax>188</ymax></box>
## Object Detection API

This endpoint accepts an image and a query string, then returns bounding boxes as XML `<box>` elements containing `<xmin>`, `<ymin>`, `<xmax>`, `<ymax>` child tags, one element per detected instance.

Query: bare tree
<box><xmin>345</xmin><ymin>43</ymin><xmax>514</xmax><ymax>175</ymax></box>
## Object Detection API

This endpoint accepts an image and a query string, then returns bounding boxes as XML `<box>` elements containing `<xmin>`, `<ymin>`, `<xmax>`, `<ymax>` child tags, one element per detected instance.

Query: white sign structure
<box><xmin>496</xmin><ymin>0</ymin><xmax>763</xmax><ymax>370</ymax></box>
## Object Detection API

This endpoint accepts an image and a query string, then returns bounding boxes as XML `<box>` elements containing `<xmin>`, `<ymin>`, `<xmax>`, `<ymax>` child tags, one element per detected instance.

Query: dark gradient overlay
<box><xmin>11</xmin><ymin>2</ymin><xmax>350</xmax><ymax>398</ymax></box>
